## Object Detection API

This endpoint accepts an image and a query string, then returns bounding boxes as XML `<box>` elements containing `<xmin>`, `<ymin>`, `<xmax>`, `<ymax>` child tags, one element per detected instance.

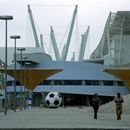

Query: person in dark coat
<box><xmin>114</xmin><ymin>92</ymin><xmax>124</xmax><ymax>120</ymax></box>
<box><xmin>92</xmin><ymin>93</ymin><xmax>100</xmax><ymax>119</ymax></box>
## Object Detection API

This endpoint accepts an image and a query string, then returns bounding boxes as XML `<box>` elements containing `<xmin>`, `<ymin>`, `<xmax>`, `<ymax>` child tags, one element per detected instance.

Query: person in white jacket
<box><xmin>114</xmin><ymin>92</ymin><xmax>124</xmax><ymax>120</ymax></box>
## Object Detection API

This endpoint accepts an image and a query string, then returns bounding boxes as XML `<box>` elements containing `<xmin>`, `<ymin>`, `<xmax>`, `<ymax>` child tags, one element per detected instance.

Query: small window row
<box><xmin>7</xmin><ymin>80</ymin><xmax>125</xmax><ymax>87</ymax></box>
<box><xmin>41</xmin><ymin>80</ymin><xmax>125</xmax><ymax>86</ymax></box>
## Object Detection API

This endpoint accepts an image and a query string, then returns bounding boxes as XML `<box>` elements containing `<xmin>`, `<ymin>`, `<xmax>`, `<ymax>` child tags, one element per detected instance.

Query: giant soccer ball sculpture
<box><xmin>45</xmin><ymin>92</ymin><xmax>62</xmax><ymax>108</ymax></box>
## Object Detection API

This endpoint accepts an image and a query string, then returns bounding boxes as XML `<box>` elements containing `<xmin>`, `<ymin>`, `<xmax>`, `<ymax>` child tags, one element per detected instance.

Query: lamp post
<box><xmin>17</xmin><ymin>48</ymin><xmax>25</xmax><ymax>111</ymax></box>
<box><xmin>22</xmin><ymin>56</ymin><xmax>28</xmax><ymax>109</ymax></box>
<box><xmin>0</xmin><ymin>15</ymin><xmax>13</xmax><ymax>114</ymax></box>
<box><xmin>24</xmin><ymin>62</ymin><xmax>32</xmax><ymax>109</ymax></box>
<box><xmin>10</xmin><ymin>35</ymin><xmax>21</xmax><ymax>112</ymax></box>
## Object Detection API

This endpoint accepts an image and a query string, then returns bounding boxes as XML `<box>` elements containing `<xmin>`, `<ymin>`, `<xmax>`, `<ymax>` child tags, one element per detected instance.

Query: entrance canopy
<box><xmin>104</xmin><ymin>67</ymin><xmax>130</xmax><ymax>89</ymax></box>
<box><xmin>0</xmin><ymin>68</ymin><xmax>62</xmax><ymax>90</ymax></box>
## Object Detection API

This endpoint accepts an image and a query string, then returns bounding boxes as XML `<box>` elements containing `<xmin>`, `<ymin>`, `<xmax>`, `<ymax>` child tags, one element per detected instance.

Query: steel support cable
<box><xmin>25</xmin><ymin>12</ymin><xmax>34</xmax><ymax>47</ymax></box>
<box><xmin>59</xmin><ymin>15</ymin><xmax>72</xmax><ymax>49</ymax></box>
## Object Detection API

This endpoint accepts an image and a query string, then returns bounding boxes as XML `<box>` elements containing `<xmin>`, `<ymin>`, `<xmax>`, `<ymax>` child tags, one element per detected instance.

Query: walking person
<box><xmin>92</xmin><ymin>93</ymin><xmax>100</xmax><ymax>119</ymax></box>
<box><xmin>114</xmin><ymin>92</ymin><xmax>124</xmax><ymax>120</ymax></box>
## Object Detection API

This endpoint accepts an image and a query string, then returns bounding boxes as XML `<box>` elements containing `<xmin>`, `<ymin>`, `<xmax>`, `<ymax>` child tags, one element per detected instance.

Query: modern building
<box><xmin>3</xmin><ymin>53</ymin><xmax>129</xmax><ymax>107</ymax></box>
<box><xmin>0</xmin><ymin>8</ymin><xmax>130</xmax><ymax>109</ymax></box>
<box><xmin>90</xmin><ymin>11</ymin><xmax>130</xmax><ymax>66</ymax></box>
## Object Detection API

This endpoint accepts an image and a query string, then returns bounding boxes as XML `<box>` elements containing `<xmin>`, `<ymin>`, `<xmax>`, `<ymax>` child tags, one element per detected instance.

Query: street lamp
<box><xmin>10</xmin><ymin>35</ymin><xmax>21</xmax><ymax>112</ymax></box>
<box><xmin>17</xmin><ymin>48</ymin><xmax>26</xmax><ymax>110</ymax></box>
<box><xmin>0</xmin><ymin>15</ymin><xmax>13</xmax><ymax>114</ymax></box>
<box><xmin>24</xmin><ymin>61</ymin><xmax>32</xmax><ymax>109</ymax></box>
<box><xmin>22</xmin><ymin>56</ymin><xmax>28</xmax><ymax>109</ymax></box>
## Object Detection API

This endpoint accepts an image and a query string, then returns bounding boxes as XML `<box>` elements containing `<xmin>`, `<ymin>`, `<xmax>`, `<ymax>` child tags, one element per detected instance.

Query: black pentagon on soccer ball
<box><xmin>46</xmin><ymin>100</ymin><xmax>50</xmax><ymax>105</ymax></box>
<box><xmin>54</xmin><ymin>100</ymin><xmax>59</xmax><ymax>105</ymax></box>
<box><xmin>49</xmin><ymin>93</ymin><xmax>54</xmax><ymax>98</ymax></box>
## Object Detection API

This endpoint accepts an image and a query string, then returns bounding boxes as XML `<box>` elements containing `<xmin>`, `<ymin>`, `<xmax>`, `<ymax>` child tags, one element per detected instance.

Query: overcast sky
<box><xmin>0</xmin><ymin>0</ymin><xmax>130</xmax><ymax>59</ymax></box>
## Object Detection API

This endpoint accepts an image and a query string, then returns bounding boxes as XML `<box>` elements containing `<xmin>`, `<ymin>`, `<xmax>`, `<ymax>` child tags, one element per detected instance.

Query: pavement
<box><xmin>0</xmin><ymin>107</ymin><xmax>130</xmax><ymax>130</ymax></box>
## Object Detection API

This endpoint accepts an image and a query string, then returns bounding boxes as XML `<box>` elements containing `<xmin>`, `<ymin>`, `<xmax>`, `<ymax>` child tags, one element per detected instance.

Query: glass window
<box><xmin>16</xmin><ymin>81</ymin><xmax>21</xmax><ymax>86</ymax></box>
<box><xmin>64</xmin><ymin>80</ymin><xmax>74</xmax><ymax>85</ymax></box>
<box><xmin>117</xmin><ymin>81</ymin><xmax>125</xmax><ymax>86</ymax></box>
<box><xmin>43</xmin><ymin>80</ymin><xmax>51</xmax><ymax>85</ymax></box>
<box><xmin>73</xmin><ymin>80</ymin><xmax>82</xmax><ymax>85</ymax></box>
<box><xmin>85</xmin><ymin>80</ymin><xmax>91</xmax><ymax>85</ymax></box>
<box><xmin>103</xmin><ymin>80</ymin><xmax>114</xmax><ymax>86</ymax></box>
<box><xmin>7</xmin><ymin>81</ymin><xmax>12</xmax><ymax>86</ymax></box>
<box><xmin>91</xmin><ymin>80</ymin><xmax>99</xmax><ymax>85</ymax></box>
<box><xmin>55</xmin><ymin>80</ymin><xmax>64</xmax><ymax>85</ymax></box>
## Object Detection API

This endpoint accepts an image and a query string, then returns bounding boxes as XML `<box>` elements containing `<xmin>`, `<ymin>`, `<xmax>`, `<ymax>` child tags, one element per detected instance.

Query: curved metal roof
<box><xmin>33</xmin><ymin>61</ymin><xmax>120</xmax><ymax>81</ymax></box>
<box><xmin>5</xmin><ymin>61</ymin><xmax>129</xmax><ymax>96</ymax></box>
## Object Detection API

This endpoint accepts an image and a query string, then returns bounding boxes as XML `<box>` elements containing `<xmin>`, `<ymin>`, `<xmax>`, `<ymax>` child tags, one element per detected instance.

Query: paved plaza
<box><xmin>0</xmin><ymin>107</ymin><xmax>130</xmax><ymax>130</ymax></box>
